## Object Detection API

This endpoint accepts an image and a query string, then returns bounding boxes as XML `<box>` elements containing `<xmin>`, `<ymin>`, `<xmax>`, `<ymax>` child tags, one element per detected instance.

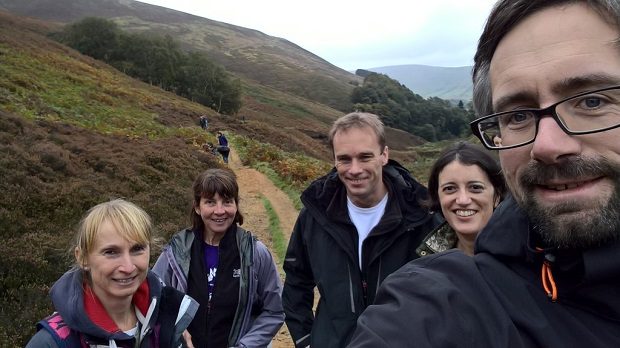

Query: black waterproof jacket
<box><xmin>283</xmin><ymin>160</ymin><xmax>437</xmax><ymax>348</ymax></box>
<box><xmin>349</xmin><ymin>195</ymin><xmax>620</xmax><ymax>347</ymax></box>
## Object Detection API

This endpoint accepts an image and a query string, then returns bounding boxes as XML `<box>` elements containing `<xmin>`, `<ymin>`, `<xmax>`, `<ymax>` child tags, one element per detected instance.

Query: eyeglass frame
<box><xmin>470</xmin><ymin>85</ymin><xmax>620</xmax><ymax>150</ymax></box>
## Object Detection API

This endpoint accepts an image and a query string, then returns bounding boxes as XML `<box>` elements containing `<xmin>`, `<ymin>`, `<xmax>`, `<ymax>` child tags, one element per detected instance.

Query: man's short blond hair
<box><xmin>328</xmin><ymin>112</ymin><xmax>386</xmax><ymax>154</ymax></box>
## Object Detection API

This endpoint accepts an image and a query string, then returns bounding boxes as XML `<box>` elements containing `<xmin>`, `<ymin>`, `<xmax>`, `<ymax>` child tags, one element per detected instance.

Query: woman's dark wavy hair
<box><xmin>191</xmin><ymin>168</ymin><xmax>244</xmax><ymax>232</ymax></box>
<box><xmin>472</xmin><ymin>0</ymin><xmax>620</xmax><ymax>117</ymax></box>
<box><xmin>424</xmin><ymin>141</ymin><xmax>506</xmax><ymax>213</ymax></box>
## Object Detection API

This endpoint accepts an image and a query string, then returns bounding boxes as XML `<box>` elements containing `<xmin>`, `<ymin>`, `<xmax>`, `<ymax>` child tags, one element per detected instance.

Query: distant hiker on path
<box><xmin>199</xmin><ymin>115</ymin><xmax>208</xmax><ymax>130</ymax></box>
<box><xmin>216</xmin><ymin>131</ymin><xmax>230</xmax><ymax>164</ymax></box>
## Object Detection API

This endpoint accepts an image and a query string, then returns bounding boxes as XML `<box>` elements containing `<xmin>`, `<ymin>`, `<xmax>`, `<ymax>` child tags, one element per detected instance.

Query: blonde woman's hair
<box><xmin>74</xmin><ymin>198</ymin><xmax>153</xmax><ymax>267</ymax></box>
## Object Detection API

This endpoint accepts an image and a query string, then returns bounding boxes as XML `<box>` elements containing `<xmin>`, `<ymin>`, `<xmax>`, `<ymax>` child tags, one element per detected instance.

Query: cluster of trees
<box><xmin>54</xmin><ymin>17</ymin><xmax>242</xmax><ymax>114</ymax></box>
<box><xmin>351</xmin><ymin>72</ymin><xmax>475</xmax><ymax>141</ymax></box>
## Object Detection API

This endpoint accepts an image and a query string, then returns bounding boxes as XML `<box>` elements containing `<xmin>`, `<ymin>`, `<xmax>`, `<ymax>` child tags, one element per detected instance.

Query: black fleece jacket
<box><xmin>187</xmin><ymin>226</ymin><xmax>240</xmax><ymax>348</ymax></box>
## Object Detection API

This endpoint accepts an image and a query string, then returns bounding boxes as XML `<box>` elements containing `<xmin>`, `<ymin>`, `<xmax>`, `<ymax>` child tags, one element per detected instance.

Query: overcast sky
<box><xmin>137</xmin><ymin>0</ymin><xmax>497</xmax><ymax>71</ymax></box>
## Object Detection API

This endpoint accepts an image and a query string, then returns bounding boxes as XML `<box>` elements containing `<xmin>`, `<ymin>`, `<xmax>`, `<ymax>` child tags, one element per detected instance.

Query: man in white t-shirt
<box><xmin>282</xmin><ymin>112</ymin><xmax>439</xmax><ymax>347</ymax></box>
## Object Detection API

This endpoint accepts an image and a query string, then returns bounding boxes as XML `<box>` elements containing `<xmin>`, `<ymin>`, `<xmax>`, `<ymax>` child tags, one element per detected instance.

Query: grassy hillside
<box><xmin>0</xmin><ymin>10</ymin><xmax>321</xmax><ymax>345</ymax></box>
<box><xmin>0</xmin><ymin>0</ymin><xmax>363</xmax><ymax>111</ymax></box>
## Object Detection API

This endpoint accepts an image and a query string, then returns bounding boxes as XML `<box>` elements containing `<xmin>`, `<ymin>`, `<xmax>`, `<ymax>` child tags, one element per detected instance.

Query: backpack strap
<box><xmin>36</xmin><ymin>312</ymin><xmax>82</xmax><ymax>348</ymax></box>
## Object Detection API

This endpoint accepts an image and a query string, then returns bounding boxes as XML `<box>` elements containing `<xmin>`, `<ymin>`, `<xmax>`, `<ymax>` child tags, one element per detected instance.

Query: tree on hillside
<box><xmin>56</xmin><ymin>17</ymin><xmax>242</xmax><ymax>115</ymax></box>
<box><xmin>60</xmin><ymin>17</ymin><xmax>120</xmax><ymax>61</ymax></box>
<box><xmin>351</xmin><ymin>72</ymin><xmax>470</xmax><ymax>141</ymax></box>
<box><xmin>177</xmin><ymin>52</ymin><xmax>242</xmax><ymax>114</ymax></box>
<box><xmin>112</xmin><ymin>34</ymin><xmax>183</xmax><ymax>90</ymax></box>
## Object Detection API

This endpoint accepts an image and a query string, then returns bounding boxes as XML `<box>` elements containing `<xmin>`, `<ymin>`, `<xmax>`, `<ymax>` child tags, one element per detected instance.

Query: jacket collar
<box><xmin>50</xmin><ymin>269</ymin><xmax>162</xmax><ymax>340</ymax></box>
<box><xmin>475</xmin><ymin>195</ymin><xmax>529</xmax><ymax>259</ymax></box>
<box><xmin>83</xmin><ymin>279</ymin><xmax>150</xmax><ymax>333</ymax></box>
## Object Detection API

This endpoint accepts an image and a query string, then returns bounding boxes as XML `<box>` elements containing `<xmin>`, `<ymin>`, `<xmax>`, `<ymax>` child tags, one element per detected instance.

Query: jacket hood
<box><xmin>50</xmin><ymin>269</ymin><xmax>164</xmax><ymax>341</ymax></box>
<box><xmin>301</xmin><ymin>159</ymin><xmax>429</xmax><ymax>224</ymax></box>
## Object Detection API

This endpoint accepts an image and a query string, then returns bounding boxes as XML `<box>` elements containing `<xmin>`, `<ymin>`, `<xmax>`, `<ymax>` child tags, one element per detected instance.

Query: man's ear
<box><xmin>382</xmin><ymin>146</ymin><xmax>389</xmax><ymax>165</ymax></box>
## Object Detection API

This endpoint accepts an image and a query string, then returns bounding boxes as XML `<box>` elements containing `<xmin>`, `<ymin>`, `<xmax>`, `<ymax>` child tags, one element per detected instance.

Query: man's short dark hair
<box><xmin>472</xmin><ymin>0</ymin><xmax>620</xmax><ymax>117</ymax></box>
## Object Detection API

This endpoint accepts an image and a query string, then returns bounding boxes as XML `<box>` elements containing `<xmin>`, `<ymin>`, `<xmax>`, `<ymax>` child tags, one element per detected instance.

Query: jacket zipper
<box><xmin>361</xmin><ymin>279</ymin><xmax>369</xmax><ymax>307</ymax></box>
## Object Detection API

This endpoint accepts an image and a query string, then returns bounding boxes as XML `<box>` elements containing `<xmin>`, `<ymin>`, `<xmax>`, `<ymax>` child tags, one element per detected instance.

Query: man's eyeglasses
<box><xmin>470</xmin><ymin>85</ymin><xmax>620</xmax><ymax>150</ymax></box>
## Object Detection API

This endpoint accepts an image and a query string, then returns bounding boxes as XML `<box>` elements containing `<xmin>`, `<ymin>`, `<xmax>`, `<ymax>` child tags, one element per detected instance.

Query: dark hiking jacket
<box><xmin>349</xmin><ymin>195</ymin><xmax>620</xmax><ymax>347</ymax></box>
<box><xmin>282</xmin><ymin>160</ymin><xmax>437</xmax><ymax>348</ymax></box>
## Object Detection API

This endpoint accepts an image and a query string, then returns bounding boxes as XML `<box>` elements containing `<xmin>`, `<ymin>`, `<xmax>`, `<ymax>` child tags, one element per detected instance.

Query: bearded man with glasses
<box><xmin>348</xmin><ymin>1</ymin><xmax>620</xmax><ymax>347</ymax></box>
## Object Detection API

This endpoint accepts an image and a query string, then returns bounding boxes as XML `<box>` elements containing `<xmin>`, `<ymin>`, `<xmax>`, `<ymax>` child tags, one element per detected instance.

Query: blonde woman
<box><xmin>26</xmin><ymin>199</ymin><xmax>198</xmax><ymax>347</ymax></box>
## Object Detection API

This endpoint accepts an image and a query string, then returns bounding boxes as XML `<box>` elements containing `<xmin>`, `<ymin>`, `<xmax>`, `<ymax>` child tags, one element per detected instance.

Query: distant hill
<box><xmin>0</xmin><ymin>0</ymin><xmax>362</xmax><ymax>111</ymax></box>
<box><xmin>363</xmin><ymin>64</ymin><xmax>473</xmax><ymax>102</ymax></box>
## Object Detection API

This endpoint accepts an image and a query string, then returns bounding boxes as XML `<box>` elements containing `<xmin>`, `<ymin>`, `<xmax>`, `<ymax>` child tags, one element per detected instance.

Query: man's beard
<box><xmin>514</xmin><ymin>156</ymin><xmax>620</xmax><ymax>249</ymax></box>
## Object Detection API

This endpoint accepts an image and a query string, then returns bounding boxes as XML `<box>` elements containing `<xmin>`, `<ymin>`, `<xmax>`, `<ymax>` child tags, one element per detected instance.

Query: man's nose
<box><xmin>348</xmin><ymin>159</ymin><xmax>364</xmax><ymax>173</ymax></box>
<box><xmin>530</xmin><ymin>117</ymin><xmax>581</xmax><ymax>164</ymax></box>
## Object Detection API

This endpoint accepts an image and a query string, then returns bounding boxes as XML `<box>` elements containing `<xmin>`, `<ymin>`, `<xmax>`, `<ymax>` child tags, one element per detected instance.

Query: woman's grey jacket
<box><xmin>152</xmin><ymin>227</ymin><xmax>284</xmax><ymax>348</ymax></box>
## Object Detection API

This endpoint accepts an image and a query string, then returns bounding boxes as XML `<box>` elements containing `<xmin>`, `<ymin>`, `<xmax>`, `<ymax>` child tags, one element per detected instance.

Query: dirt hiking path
<box><xmin>227</xmin><ymin>148</ymin><xmax>298</xmax><ymax>348</ymax></box>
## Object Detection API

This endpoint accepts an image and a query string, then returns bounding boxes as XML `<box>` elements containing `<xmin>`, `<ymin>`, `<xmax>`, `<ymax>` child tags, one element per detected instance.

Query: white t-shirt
<box><xmin>347</xmin><ymin>193</ymin><xmax>388</xmax><ymax>269</ymax></box>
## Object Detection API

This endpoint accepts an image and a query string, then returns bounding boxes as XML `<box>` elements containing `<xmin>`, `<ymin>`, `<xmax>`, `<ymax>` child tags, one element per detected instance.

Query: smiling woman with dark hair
<box><xmin>153</xmin><ymin>168</ymin><xmax>284</xmax><ymax>348</ymax></box>
<box><xmin>417</xmin><ymin>141</ymin><xmax>506</xmax><ymax>256</ymax></box>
